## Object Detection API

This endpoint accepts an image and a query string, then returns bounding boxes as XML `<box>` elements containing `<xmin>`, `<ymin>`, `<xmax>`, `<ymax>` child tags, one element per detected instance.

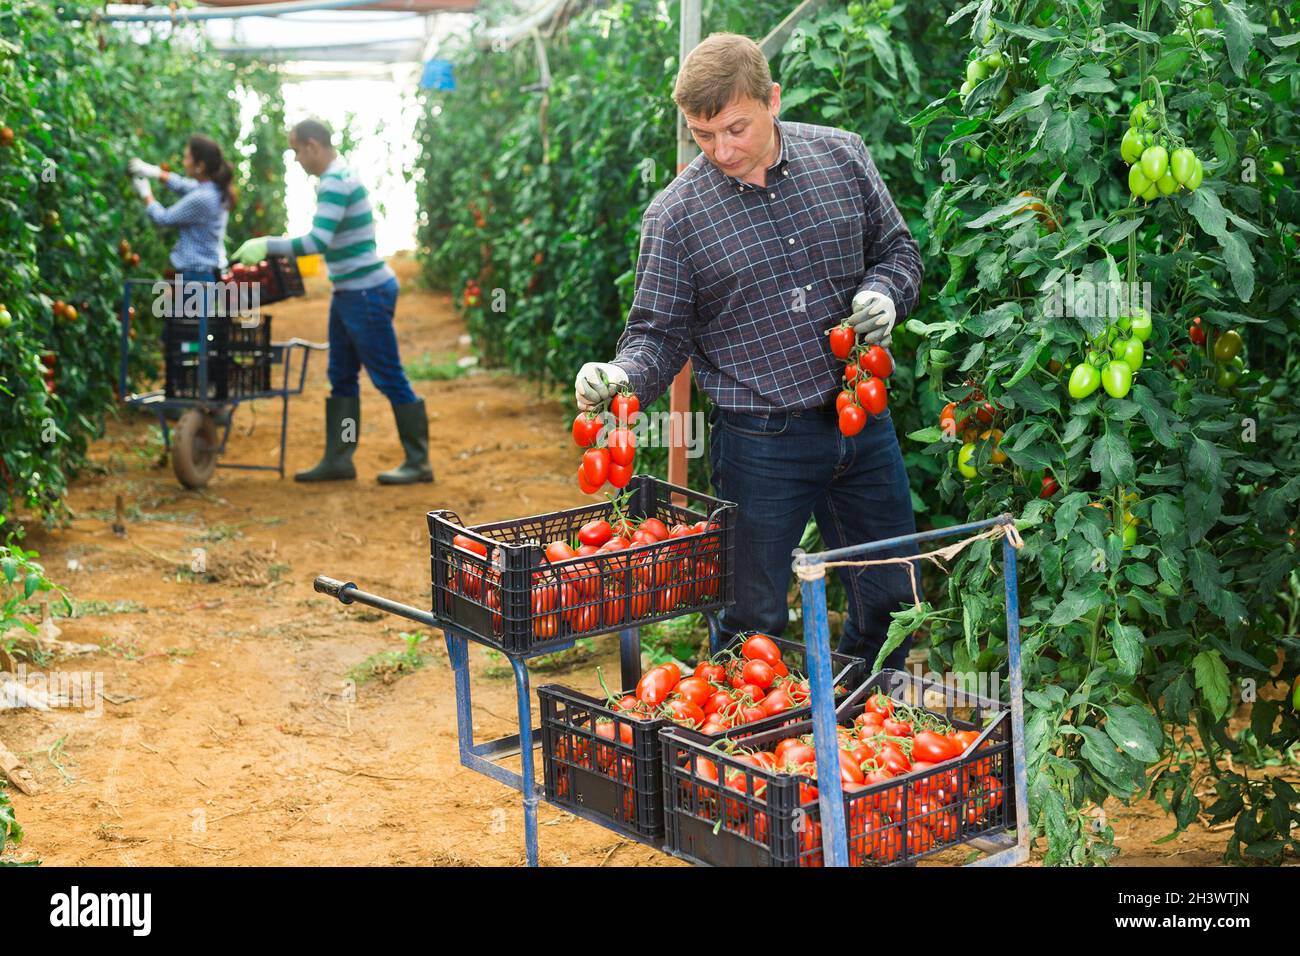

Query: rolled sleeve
<box><xmin>851</xmin><ymin>135</ymin><xmax>922</xmax><ymax>319</ymax></box>
<box><xmin>613</xmin><ymin>212</ymin><xmax>696</xmax><ymax>407</ymax></box>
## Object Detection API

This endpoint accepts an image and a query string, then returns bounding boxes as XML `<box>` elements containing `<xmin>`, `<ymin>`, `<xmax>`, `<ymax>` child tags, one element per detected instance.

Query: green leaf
<box><xmin>1048</xmin><ymin>585</ymin><xmax>1106</xmax><ymax>626</ymax></box>
<box><xmin>1219</xmin><ymin>230</ymin><xmax>1256</xmax><ymax>303</ymax></box>
<box><xmin>1150</xmin><ymin>48</ymin><xmax>1191</xmax><ymax>80</ymax></box>
<box><xmin>1090</xmin><ymin>428</ymin><xmax>1135</xmax><ymax>487</ymax></box>
<box><xmin>1130</xmin><ymin>384</ymin><xmax>1178</xmax><ymax>448</ymax></box>
<box><xmin>1123</xmin><ymin>563</ymin><xmax>1157</xmax><ymax>586</ymax></box>
<box><xmin>1108</xmin><ymin>620</ymin><xmax>1144</xmax><ymax>677</ymax></box>
<box><xmin>993</xmin><ymin>85</ymin><xmax>1052</xmax><ymax>124</ymax></box>
<box><xmin>1185</xmin><ymin>188</ymin><xmax>1229</xmax><ymax>240</ymax></box>
<box><xmin>908</xmin><ymin>426</ymin><xmax>945</xmax><ymax>443</ymax></box>
<box><xmin>1220</xmin><ymin>1</ymin><xmax>1253</xmax><ymax>77</ymax></box>
<box><xmin>1187</xmin><ymin>434</ymin><xmax>1222</xmax><ymax>490</ymax></box>
<box><xmin>1077</xmin><ymin>724</ymin><xmax>1143</xmax><ymax>797</ymax></box>
<box><xmin>1103</xmin><ymin>703</ymin><xmax>1163</xmax><ymax>763</ymax></box>
<box><xmin>1193</xmin><ymin>649</ymin><xmax>1231</xmax><ymax>719</ymax></box>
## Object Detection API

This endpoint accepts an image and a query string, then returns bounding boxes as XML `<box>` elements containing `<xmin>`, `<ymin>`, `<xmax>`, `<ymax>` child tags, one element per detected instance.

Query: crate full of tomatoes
<box><xmin>430</xmin><ymin>475</ymin><xmax>735</xmax><ymax>654</ymax></box>
<box><xmin>538</xmin><ymin>632</ymin><xmax>865</xmax><ymax>842</ymax></box>
<box><xmin>661</xmin><ymin>670</ymin><xmax>1011</xmax><ymax>866</ymax></box>
<box><xmin>220</xmin><ymin>255</ymin><xmax>304</xmax><ymax>307</ymax></box>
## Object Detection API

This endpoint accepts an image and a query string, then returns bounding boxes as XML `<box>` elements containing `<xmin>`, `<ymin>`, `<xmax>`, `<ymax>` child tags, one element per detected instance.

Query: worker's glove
<box><xmin>128</xmin><ymin>158</ymin><xmax>164</xmax><ymax>180</ymax></box>
<box><xmin>131</xmin><ymin>177</ymin><xmax>153</xmax><ymax>202</ymax></box>
<box><xmin>574</xmin><ymin>362</ymin><xmax>629</xmax><ymax>412</ymax></box>
<box><xmin>848</xmin><ymin>289</ymin><xmax>896</xmax><ymax>348</ymax></box>
<box><xmin>231</xmin><ymin>236</ymin><xmax>269</xmax><ymax>266</ymax></box>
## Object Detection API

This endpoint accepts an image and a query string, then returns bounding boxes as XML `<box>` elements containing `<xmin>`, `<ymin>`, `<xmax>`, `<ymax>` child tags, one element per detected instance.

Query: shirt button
<box><xmin>768</xmin><ymin>192</ymin><xmax>775</xmax><ymax>199</ymax></box>
<box><xmin>787</xmin><ymin>238</ymin><xmax>795</xmax><ymax>246</ymax></box>
<box><xmin>805</xmin><ymin>284</ymin><xmax>812</xmax><ymax>291</ymax></box>
<box><xmin>782</xmin><ymin>170</ymin><xmax>789</xmax><ymax>177</ymax></box>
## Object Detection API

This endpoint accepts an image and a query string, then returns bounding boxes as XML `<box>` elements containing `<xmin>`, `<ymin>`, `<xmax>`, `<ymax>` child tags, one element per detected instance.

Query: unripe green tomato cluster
<box><xmin>1067</xmin><ymin>308</ymin><xmax>1151</xmax><ymax>401</ymax></box>
<box><xmin>958</xmin><ymin>50</ymin><xmax>1007</xmax><ymax>105</ymax></box>
<box><xmin>1212</xmin><ymin>328</ymin><xmax>1248</xmax><ymax>392</ymax></box>
<box><xmin>1121</xmin><ymin>102</ymin><xmax>1202</xmax><ymax>201</ymax></box>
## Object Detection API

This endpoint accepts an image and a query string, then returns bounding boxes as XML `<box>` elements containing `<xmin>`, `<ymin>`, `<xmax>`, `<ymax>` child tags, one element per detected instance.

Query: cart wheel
<box><xmin>173</xmin><ymin>409</ymin><xmax>219</xmax><ymax>489</ymax></box>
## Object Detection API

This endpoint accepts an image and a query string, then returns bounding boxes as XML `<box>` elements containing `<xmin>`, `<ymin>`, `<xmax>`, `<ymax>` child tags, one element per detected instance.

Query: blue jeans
<box><xmin>326</xmin><ymin>277</ymin><xmax>417</xmax><ymax>405</ymax></box>
<box><xmin>709</xmin><ymin>404</ymin><xmax>919</xmax><ymax>671</ymax></box>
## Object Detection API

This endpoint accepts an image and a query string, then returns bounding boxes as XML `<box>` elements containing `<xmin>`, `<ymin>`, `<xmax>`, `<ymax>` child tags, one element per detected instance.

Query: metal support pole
<box><xmin>1001</xmin><ymin>534</ymin><xmax>1031</xmax><ymax>864</ymax></box>
<box><xmin>800</xmin><ymin>571</ymin><xmax>849</xmax><ymax>867</ymax></box>
<box><xmin>511</xmin><ymin>655</ymin><xmax>540</xmax><ymax>868</ymax></box>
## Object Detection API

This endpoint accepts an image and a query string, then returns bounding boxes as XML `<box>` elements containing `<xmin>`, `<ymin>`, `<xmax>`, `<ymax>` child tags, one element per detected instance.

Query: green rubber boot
<box><xmin>377</xmin><ymin>399</ymin><xmax>434</xmax><ymax>485</ymax></box>
<box><xmin>294</xmin><ymin>396</ymin><xmax>359</xmax><ymax>482</ymax></box>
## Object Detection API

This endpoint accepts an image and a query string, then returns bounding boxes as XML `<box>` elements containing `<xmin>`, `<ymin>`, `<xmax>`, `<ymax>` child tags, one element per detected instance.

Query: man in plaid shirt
<box><xmin>575</xmin><ymin>33</ymin><xmax>923</xmax><ymax>668</ymax></box>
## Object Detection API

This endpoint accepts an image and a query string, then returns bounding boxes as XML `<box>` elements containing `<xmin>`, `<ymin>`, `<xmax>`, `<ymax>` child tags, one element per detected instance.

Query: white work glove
<box><xmin>848</xmin><ymin>289</ymin><xmax>897</xmax><ymax>347</ymax></box>
<box><xmin>574</xmin><ymin>362</ymin><xmax>629</xmax><ymax>412</ymax></box>
<box><xmin>131</xmin><ymin>177</ymin><xmax>153</xmax><ymax>201</ymax></box>
<box><xmin>128</xmin><ymin>158</ymin><xmax>163</xmax><ymax>180</ymax></box>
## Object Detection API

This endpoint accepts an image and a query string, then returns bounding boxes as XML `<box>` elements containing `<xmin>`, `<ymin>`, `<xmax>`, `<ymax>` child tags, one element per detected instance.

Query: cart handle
<box><xmin>312</xmin><ymin>575</ymin><xmax>438</xmax><ymax>628</ymax></box>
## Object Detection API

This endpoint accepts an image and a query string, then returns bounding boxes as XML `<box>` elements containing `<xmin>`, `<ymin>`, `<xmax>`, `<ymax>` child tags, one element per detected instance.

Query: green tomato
<box><xmin>1120</xmin><ymin>127</ymin><xmax>1147</xmax><ymax>164</ymax></box>
<box><xmin>959</xmin><ymin>79</ymin><xmax>975</xmax><ymax>98</ymax></box>
<box><xmin>1269</xmin><ymin>160</ymin><xmax>1284</xmax><ymax>177</ymax></box>
<box><xmin>1124</xmin><ymin>308</ymin><xmax>1152</xmax><ymax>342</ymax></box>
<box><xmin>1291</xmin><ymin>675</ymin><xmax>1300</xmax><ymax>711</ymax></box>
<box><xmin>1087</xmin><ymin>349</ymin><xmax>1105</xmax><ymax>368</ymax></box>
<box><xmin>1192</xmin><ymin>5</ymin><xmax>1215</xmax><ymax>29</ymax></box>
<box><xmin>1102</xmin><ymin>359</ymin><xmax>1133</xmax><ymax>398</ymax></box>
<box><xmin>1216</xmin><ymin>363</ymin><xmax>1241</xmax><ymax>390</ymax></box>
<box><xmin>966</xmin><ymin>59</ymin><xmax>989</xmax><ymax>84</ymax></box>
<box><xmin>0</xmin><ymin>309</ymin><xmax>11</xmax><ymax>329</ymax></box>
<box><xmin>1214</xmin><ymin>329</ymin><xmax>1243</xmax><ymax>363</ymax></box>
<box><xmin>1170</xmin><ymin>147</ymin><xmax>1196</xmax><ymax>185</ymax></box>
<box><xmin>958</xmin><ymin>442</ymin><xmax>978</xmax><ymax>479</ymax></box>
<box><xmin>1129</xmin><ymin>100</ymin><xmax>1157</xmax><ymax>130</ymax></box>
<box><xmin>981</xmin><ymin>51</ymin><xmax>1006</xmax><ymax>69</ymax></box>
<box><xmin>1068</xmin><ymin>363</ymin><xmax>1101</xmax><ymax>399</ymax></box>
<box><xmin>980</xmin><ymin>18</ymin><xmax>995</xmax><ymax>43</ymax></box>
<box><xmin>1140</xmin><ymin>145</ymin><xmax>1169</xmax><ymax>182</ymax></box>
<box><xmin>1128</xmin><ymin>164</ymin><xmax>1151</xmax><ymax>197</ymax></box>
<box><xmin>964</xmin><ymin>142</ymin><xmax>985</xmax><ymax>161</ymax></box>
<box><xmin>1185</xmin><ymin>156</ymin><xmax>1204</xmax><ymax>190</ymax></box>
<box><xmin>1119</xmin><ymin>337</ymin><xmax>1145</xmax><ymax>372</ymax></box>
<box><xmin>1156</xmin><ymin>170</ymin><xmax>1179</xmax><ymax>195</ymax></box>
<box><xmin>1123</xmin><ymin>524</ymin><xmax>1137</xmax><ymax>550</ymax></box>
<box><xmin>1141</xmin><ymin>182</ymin><xmax>1159</xmax><ymax>202</ymax></box>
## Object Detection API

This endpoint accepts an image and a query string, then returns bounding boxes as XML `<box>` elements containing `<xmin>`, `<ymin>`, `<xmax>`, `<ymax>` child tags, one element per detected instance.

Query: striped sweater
<box><xmin>266</xmin><ymin>156</ymin><xmax>394</xmax><ymax>291</ymax></box>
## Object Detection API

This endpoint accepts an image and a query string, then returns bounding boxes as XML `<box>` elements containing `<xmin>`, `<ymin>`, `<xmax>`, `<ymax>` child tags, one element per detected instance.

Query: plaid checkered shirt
<box><xmin>613</xmin><ymin>118</ymin><xmax>922</xmax><ymax>412</ymax></box>
<box><xmin>145</xmin><ymin>175</ymin><xmax>228</xmax><ymax>273</ymax></box>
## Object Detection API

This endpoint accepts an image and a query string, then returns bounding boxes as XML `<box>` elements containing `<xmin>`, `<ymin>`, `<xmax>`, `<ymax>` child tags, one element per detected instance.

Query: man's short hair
<box><xmin>673</xmin><ymin>33</ymin><xmax>773</xmax><ymax>120</ymax></box>
<box><xmin>291</xmin><ymin>118</ymin><xmax>333</xmax><ymax>148</ymax></box>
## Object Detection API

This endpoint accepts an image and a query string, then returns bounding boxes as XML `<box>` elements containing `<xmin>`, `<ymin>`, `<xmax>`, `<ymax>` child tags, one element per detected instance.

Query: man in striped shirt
<box><xmin>233</xmin><ymin>118</ymin><xmax>431</xmax><ymax>485</ymax></box>
<box><xmin>574</xmin><ymin>34</ymin><xmax>922</xmax><ymax>670</ymax></box>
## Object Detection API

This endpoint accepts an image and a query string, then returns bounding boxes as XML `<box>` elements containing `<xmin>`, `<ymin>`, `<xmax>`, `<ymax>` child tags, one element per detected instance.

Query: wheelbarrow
<box><xmin>118</xmin><ymin>276</ymin><xmax>326</xmax><ymax>489</ymax></box>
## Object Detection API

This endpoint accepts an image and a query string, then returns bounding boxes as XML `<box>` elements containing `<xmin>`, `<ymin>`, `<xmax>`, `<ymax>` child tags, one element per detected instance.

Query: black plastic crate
<box><xmin>661</xmin><ymin>669</ymin><xmax>1012</xmax><ymax>867</ymax></box>
<box><xmin>430</xmin><ymin>475</ymin><xmax>736</xmax><ymax>654</ymax></box>
<box><xmin>260</xmin><ymin>255</ymin><xmax>305</xmax><ymax>306</ymax></box>
<box><xmin>163</xmin><ymin>314</ymin><xmax>274</xmax><ymax>401</ymax></box>
<box><xmin>537</xmin><ymin>634</ymin><xmax>866</xmax><ymax>841</ymax></box>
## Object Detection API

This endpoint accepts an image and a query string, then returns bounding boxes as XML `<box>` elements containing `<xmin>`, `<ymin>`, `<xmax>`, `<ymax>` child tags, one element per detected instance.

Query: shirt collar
<box><xmin>325</xmin><ymin>155</ymin><xmax>346</xmax><ymax>175</ymax></box>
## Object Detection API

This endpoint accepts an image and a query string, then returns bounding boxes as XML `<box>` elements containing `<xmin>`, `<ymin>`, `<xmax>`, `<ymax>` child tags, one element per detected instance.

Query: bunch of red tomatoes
<box><xmin>573</xmin><ymin>390</ymin><xmax>640</xmax><ymax>493</ymax></box>
<box><xmin>827</xmin><ymin>323</ymin><xmax>893</xmax><ymax>436</ymax></box>
<box><xmin>688</xmin><ymin>689</ymin><xmax>1004</xmax><ymax>865</ymax></box>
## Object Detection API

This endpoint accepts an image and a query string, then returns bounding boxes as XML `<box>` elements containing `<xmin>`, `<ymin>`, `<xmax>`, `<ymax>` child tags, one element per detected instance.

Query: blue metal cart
<box><xmin>119</xmin><ymin>277</ymin><xmax>325</xmax><ymax>489</ymax></box>
<box><xmin>312</xmin><ymin>511</ymin><xmax>1028</xmax><ymax>868</ymax></box>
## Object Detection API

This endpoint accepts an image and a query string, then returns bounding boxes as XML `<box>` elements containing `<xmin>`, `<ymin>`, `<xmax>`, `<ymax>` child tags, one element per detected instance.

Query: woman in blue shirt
<box><xmin>129</xmin><ymin>135</ymin><xmax>235</xmax><ymax>283</ymax></box>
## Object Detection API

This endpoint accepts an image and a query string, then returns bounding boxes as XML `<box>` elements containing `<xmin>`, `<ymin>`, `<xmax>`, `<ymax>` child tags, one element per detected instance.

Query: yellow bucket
<box><xmin>296</xmin><ymin>254</ymin><xmax>322</xmax><ymax>277</ymax></box>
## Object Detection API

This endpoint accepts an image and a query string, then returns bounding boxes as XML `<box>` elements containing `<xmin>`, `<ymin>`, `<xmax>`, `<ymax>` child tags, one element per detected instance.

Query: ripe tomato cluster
<box><xmin>446</xmin><ymin>507</ymin><xmax>722</xmax><ymax>640</ymax></box>
<box><xmin>1186</xmin><ymin>320</ymin><xmax>1249</xmax><ymax>394</ymax></box>
<box><xmin>688</xmin><ymin>690</ymin><xmax>1004</xmax><ymax>866</ymax></box>
<box><xmin>118</xmin><ymin>236</ymin><xmax>140</xmax><ymax>269</ymax></box>
<box><xmin>1121</xmin><ymin>100</ymin><xmax>1203</xmax><ymax>201</ymax></box>
<box><xmin>940</xmin><ymin>384</ymin><xmax>1003</xmax><ymax>482</ymax></box>
<box><xmin>604</xmin><ymin>634</ymin><xmax>827</xmax><ymax>734</ymax></box>
<box><xmin>827</xmin><ymin>324</ymin><xmax>892</xmax><ymax>436</ymax></box>
<box><xmin>1067</xmin><ymin>307</ymin><xmax>1151</xmax><ymax>402</ymax></box>
<box><xmin>461</xmin><ymin>279</ymin><xmax>480</xmax><ymax>307</ymax></box>
<box><xmin>573</xmin><ymin>390</ymin><xmax>639</xmax><ymax>493</ymax></box>
<box><xmin>50</xmin><ymin>298</ymin><xmax>78</xmax><ymax>322</ymax></box>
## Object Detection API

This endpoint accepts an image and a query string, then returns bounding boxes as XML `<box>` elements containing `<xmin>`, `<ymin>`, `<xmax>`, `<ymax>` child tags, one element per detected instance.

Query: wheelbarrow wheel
<box><xmin>173</xmin><ymin>409</ymin><xmax>219</xmax><ymax>489</ymax></box>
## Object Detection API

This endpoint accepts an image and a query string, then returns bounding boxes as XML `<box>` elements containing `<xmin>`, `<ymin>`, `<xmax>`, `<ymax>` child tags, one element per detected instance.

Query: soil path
<box><xmin>0</xmin><ymin>258</ymin><xmax>1243</xmax><ymax>866</ymax></box>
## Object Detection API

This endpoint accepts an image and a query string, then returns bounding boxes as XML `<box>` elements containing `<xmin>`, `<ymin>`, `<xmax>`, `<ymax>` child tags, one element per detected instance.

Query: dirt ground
<box><xmin>0</xmin><ymin>258</ymin><xmax>1259</xmax><ymax>866</ymax></box>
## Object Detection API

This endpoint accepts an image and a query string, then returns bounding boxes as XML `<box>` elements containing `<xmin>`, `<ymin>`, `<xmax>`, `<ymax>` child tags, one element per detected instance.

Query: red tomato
<box><xmin>839</xmin><ymin>749</ymin><xmax>866</xmax><ymax>785</ymax></box>
<box><xmin>452</xmin><ymin>534</ymin><xmax>487</xmax><ymax>557</ymax></box>
<box><xmin>636</xmin><ymin>665</ymin><xmax>678</xmax><ymax>707</ymax></box>
<box><xmin>883</xmin><ymin>718</ymin><xmax>913</xmax><ymax>737</ymax></box>
<box><xmin>578</xmin><ymin>519</ymin><xmax>612</xmax><ymax>547</ymax></box>
<box><xmin>912</xmin><ymin>731</ymin><xmax>963</xmax><ymax>763</ymax></box>
<box><xmin>839</xmin><ymin>404</ymin><xmax>866</xmax><ymax>436</ymax></box>
<box><xmin>572</xmin><ymin>413</ymin><xmax>602</xmax><ymax>448</ymax></box>
<box><xmin>639</xmin><ymin>518</ymin><xmax>669</xmax><ymax>540</ymax></box>
<box><xmin>545</xmin><ymin>541</ymin><xmax>577</xmax><ymax>563</ymax></box>
<box><xmin>863</xmin><ymin>691</ymin><xmax>894</xmax><ymax>719</ymax></box>
<box><xmin>844</xmin><ymin>363</ymin><xmax>859</xmax><ymax>384</ymax></box>
<box><xmin>674</xmin><ymin>676</ymin><xmax>713</xmax><ymax>708</ymax></box>
<box><xmin>742</xmin><ymin>659</ymin><xmax>775</xmax><ymax>689</ymax></box>
<box><xmin>740</xmin><ymin>634</ymin><xmax>782</xmax><ymax>665</ymax></box>
<box><xmin>607</xmin><ymin>426</ymin><xmax>636</xmax><ymax>466</ymax></box>
<box><xmin>577</xmin><ymin>463</ymin><xmax>601</xmax><ymax>494</ymax></box>
<box><xmin>694</xmin><ymin>662</ymin><xmax>726</xmax><ymax>685</ymax></box>
<box><xmin>906</xmin><ymin>821</ymin><xmax>936</xmax><ymax>855</ymax></box>
<box><xmin>878</xmin><ymin>742</ymin><xmax>912</xmax><ymax>774</ymax></box>
<box><xmin>828</xmin><ymin>323</ymin><xmax>856</xmax><ymax>360</ymax></box>
<box><xmin>581</xmin><ymin>447</ymin><xmax>610</xmax><ymax>487</ymax></box>
<box><xmin>664</xmin><ymin>698</ymin><xmax>705</xmax><ymax>728</ymax></box>
<box><xmin>610</xmin><ymin>391</ymin><xmax>640</xmax><ymax>422</ymax></box>
<box><xmin>608</xmin><ymin>460</ymin><xmax>633</xmax><ymax>489</ymax></box>
<box><xmin>836</xmin><ymin>390</ymin><xmax>854</xmax><ymax>415</ymax></box>
<box><xmin>858</xmin><ymin>345</ymin><xmax>893</xmax><ymax>379</ymax></box>
<box><xmin>760</xmin><ymin>687</ymin><xmax>794</xmax><ymax>716</ymax></box>
<box><xmin>858</xmin><ymin>377</ymin><xmax>888</xmax><ymax>415</ymax></box>
<box><xmin>704</xmin><ymin>690</ymin><xmax>733</xmax><ymax>715</ymax></box>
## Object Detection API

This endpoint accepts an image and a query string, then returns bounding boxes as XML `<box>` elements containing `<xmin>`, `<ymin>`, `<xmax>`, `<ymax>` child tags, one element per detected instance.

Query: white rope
<box><xmin>793</xmin><ymin>522</ymin><xmax>1025</xmax><ymax>607</ymax></box>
